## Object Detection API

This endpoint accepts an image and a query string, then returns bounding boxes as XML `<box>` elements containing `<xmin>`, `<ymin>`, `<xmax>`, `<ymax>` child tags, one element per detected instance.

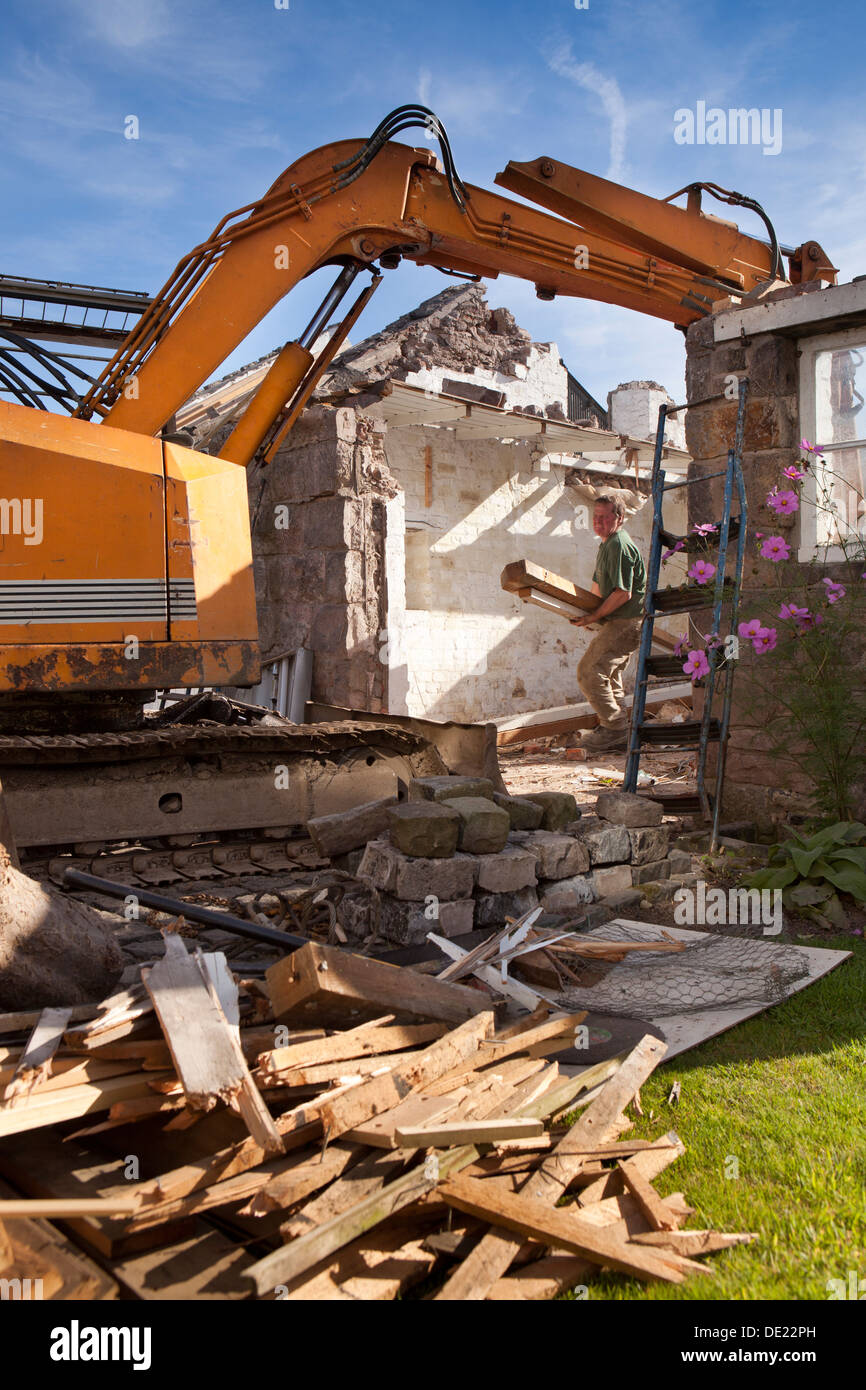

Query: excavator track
<box><xmin>0</xmin><ymin>720</ymin><xmax>446</xmax><ymax>852</ymax></box>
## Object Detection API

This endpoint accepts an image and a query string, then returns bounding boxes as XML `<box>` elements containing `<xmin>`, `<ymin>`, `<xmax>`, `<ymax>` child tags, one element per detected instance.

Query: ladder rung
<box><xmin>636</xmin><ymin>718</ymin><xmax>720</xmax><ymax>747</ymax></box>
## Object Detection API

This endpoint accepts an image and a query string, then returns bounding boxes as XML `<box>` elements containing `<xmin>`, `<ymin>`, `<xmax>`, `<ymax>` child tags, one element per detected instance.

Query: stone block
<box><xmin>386</xmin><ymin>803</ymin><xmax>460</xmax><ymax>859</ymax></box>
<box><xmin>410</xmin><ymin>775</ymin><xmax>497</xmax><ymax>803</ymax></box>
<box><xmin>441</xmin><ymin>797</ymin><xmax>510</xmax><ymax>855</ymax></box>
<box><xmin>522</xmin><ymin>791</ymin><xmax>580</xmax><ymax>830</ymax></box>
<box><xmin>600</xmin><ymin>888</ymin><xmax>644</xmax><ymax>912</ymax></box>
<box><xmin>631</xmin><ymin>858</ymin><xmax>672</xmax><ymax>885</ymax></box>
<box><xmin>522</xmin><ymin>831</ymin><xmax>590</xmax><ymax>879</ymax></box>
<box><xmin>571</xmin><ymin>822</ymin><xmax>631</xmax><ymax>866</ymax></box>
<box><xmin>475</xmin><ymin>847</ymin><xmax>538</xmax><ymax>893</ymax></box>
<box><xmin>493</xmin><ymin>792</ymin><xmax>544</xmax><ymax>830</ymax></box>
<box><xmin>639</xmin><ymin>879</ymin><xmax>680</xmax><ymax>904</ymax></box>
<box><xmin>540</xmin><ymin>875</ymin><xmax>595</xmax><ymax>914</ymax></box>
<box><xmin>329</xmin><ymin>848</ymin><xmax>365</xmax><ymax>876</ymax></box>
<box><xmin>628</xmin><ymin>826</ymin><xmax>670</xmax><ymax>865</ymax></box>
<box><xmin>592</xmin><ymin>864</ymin><xmax>634</xmax><ymax>898</ymax></box>
<box><xmin>357</xmin><ymin>840</ymin><xmax>476</xmax><ymax>901</ymax></box>
<box><xmin>475</xmin><ymin>887</ymin><xmax>539</xmax><ymax>928</ymax></box>
<box><xmin>667</xmin><ymin>850</ymin><xmax>693</xmax><ymax>875</ymax></box>
<box><xmin>307</xmin><ymin>796</ymin><xmax>398</xmax><ymax>858</ymax></box>
<box><xmin>379</xmin><ymin>896</ymin><xmax>474</xmax><ymax>946</ymax></box>
<box><xmin>596</xmin><ymin>791</ymin><xmax>664</xmax><ymax>827</ymax></box>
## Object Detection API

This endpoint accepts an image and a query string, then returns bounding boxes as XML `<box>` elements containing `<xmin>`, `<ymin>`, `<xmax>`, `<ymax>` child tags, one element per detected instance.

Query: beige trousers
<box><xmin>576</xmin><ymin>617</ymin><xmax>643</xmax><ymax>728</ymax></box>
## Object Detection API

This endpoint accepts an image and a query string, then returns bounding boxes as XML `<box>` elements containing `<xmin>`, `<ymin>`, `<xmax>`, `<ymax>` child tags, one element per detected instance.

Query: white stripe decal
<box><xmin>0</xmin><ymin>579</ymin><xmax>197</xmax><ymax>626</ymax></box>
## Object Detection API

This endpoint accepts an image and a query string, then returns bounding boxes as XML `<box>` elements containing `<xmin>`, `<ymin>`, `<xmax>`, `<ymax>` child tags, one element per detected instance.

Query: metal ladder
<box><xmin>623</xmin><ymin>381</ymin><xmax>748</xmax><ymax>849</ymax></box>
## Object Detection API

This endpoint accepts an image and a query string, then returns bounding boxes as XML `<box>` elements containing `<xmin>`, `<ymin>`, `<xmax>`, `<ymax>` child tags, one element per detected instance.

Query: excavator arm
<box><xmin>74</xmin><ymin>107</ymin><xmax>835</xmax><ymax>468</ymax></box>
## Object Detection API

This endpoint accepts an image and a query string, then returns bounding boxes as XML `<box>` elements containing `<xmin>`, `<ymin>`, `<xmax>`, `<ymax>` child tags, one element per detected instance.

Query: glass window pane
<box><xmin>814</xmin><ymin>343</ymin><xmax>866</xmax><ymax>447</ymax></box>
<box><xmin>814</xmin><ymin>444</ymin><xmax>866</xmax><ymax>547</ymax></box>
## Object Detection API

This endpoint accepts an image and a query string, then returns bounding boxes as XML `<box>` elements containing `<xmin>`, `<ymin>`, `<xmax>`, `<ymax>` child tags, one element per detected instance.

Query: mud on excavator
<box><xmin>0</xmin><ymin>105</ymin><xmax>836</xmax><ymax>877</ymax></box>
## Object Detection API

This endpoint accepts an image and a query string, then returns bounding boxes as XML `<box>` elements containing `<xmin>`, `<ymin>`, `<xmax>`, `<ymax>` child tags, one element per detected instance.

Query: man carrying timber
<box><xmin>570</xmin><ymin>493</ymin><xmax>646</xmax><ymax>753</ymax></box>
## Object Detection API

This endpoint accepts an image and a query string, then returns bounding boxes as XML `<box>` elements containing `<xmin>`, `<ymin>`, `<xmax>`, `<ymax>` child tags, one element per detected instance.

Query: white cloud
<box><xmin>549</xmin><ymin>49</ymin><xmax>627</xmax><ymax>181</ymax></box>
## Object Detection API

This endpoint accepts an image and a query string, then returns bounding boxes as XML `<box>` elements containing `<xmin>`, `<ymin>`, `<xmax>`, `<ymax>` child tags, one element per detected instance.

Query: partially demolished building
<box><xmin>181</xmin><ymin>284</ymin><xmax>688</xmax><ymax>723</ymax></box>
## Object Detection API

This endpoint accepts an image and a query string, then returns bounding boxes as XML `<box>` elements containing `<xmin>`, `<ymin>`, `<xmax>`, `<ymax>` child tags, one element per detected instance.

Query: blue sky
<box><xmin>1</xmin><ymin>0</ymin><xmax>864</xmax><ymax>407</ymax></box>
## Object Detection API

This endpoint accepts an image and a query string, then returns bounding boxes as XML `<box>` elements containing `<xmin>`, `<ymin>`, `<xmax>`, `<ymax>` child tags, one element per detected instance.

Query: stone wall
<box><xmin>684</xmin><ymin>283</ymin><xmax>837</xmax><ymax>823</ymax></box>
<box><xmin>246</xmin><ymin>404</ymin><xmax>395</xmax><ymax>711</ymax></box>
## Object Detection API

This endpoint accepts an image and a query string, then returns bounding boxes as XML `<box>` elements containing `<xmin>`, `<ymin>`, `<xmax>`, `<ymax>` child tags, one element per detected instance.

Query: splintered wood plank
<box><xmin>112</xmin><ymin>1220</ymin><xmax>255</xmax><ymax>1300</ymax></box>
<box><xmin>617</xmin><ymin>1156</ymin><xmax>678</xmax><ymax>1231</ymax></box>
<box><xmin>246</xmin><ymin>1069</ymin><xmax>605</xmax><ymax>1295</ymax></box>
<box><xmin>396</xmin><ymin>1118</ymin><xmax>544</xmax><ymax>1149</ymax></box>
<box><xmin>265</xmin><ymin>942</ymin><xmax>488</xmax><ymax>1028</ymax></box>
<box><xmin>143</xmin><ymin>934</ymin><xmax>282</xmax><ymax>1156</ymax></box>
<box><xmin>631</xmin><ymin>1229</ymin><xmax>758</xmax><ymax>1255</ymax></box>
<box><xmin>347</xmin><ymin>1092</ymin><xmax>465</xmax><ymax>1149</ymax></box>
<box><xmin>579</xmin><ymin>1131</ymin><xmax>685</xmax><ymax>1205</ymax></box>
<box><xmin>281</xmin><ymin>1148</ymin><xmax>414</xmax><ymax>1242</ymax></box>
<box><xmin>318</xmin><ymin>1012</ymin><xmax>495</xmax><ymax>1144</ymax></box>
<box><xmin>1</xmin><ymin>1007</ymin><xmax>72</xmax><ymax>1104</ymax></box>
<box><xmin>0</xmin><ymin>1003</ymin><xmax>98</xmax><ymax>1038</ymax></box>
<box><xmin>438</xmin><ymin>1175</ymin><xmax>685</xmax><ymax>1284</ymax></box>
<box><xmin>242</xmin><ymin>1144</ymin><xmax>366</xmax><ymax>1217</ymax></box>
<box><xmin>435</xmin><ymin>1034</ymin><xmax>665</xmax><ymax>1300</ymax></box>
<box><xmin>426</xmin><ymin>933</ymin><xmax>544</xmax><ymax>1011</ymax></box>
<box><xmin>0</xmin><ymin>1070</ymin><xmax>174</xmax><ymax>1138</ymax></box>
<box><xmin>474</xmin><ymin>1013</ymin><xmax>587</xmax><ymax>1068</ymax></box>
<box><xmin>259</xmin><ymin>1019</ymin><xmax>448</xmax><ymax>1075</ymax></box>
<box><xmin>272</xmin><ymin>1050</ymin><xmax>422</xmax><ymax>1088</ymax></box>
<box><xmin>279</xmin><ymin>1222</ymin><xmax>436</xmax><ymax>1301</ymax></box>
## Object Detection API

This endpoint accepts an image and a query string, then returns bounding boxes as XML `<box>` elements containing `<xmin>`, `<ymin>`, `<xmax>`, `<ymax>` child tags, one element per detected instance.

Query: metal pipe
<box><xmin>62</xmin><ymin>869</ymin><xmax>307</xmax><ymax>952</ymax></box>
<box><xmin>298</xmin><ymin>265</ymin><xmax>360</xmax><ymax>349</ymax></box>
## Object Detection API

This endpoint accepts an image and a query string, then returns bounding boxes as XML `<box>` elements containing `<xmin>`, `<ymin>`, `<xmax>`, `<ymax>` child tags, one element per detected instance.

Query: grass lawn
<box><xmin>567</xmin><ymin>934</ymin><xmax>866</xmax><ymax>1301</ymax></box>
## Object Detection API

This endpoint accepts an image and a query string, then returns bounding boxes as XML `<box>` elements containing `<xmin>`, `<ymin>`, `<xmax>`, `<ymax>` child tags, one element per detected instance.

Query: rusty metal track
<box><xmin>0</xmin><ymin>719</ymin><xmax>429</xmax><ymax>766</ymax></box>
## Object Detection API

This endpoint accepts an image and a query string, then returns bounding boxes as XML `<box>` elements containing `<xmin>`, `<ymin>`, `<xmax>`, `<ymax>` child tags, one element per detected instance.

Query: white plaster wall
<box><xmin>609</xmin><ymin>384</ymin><xmax>687</xmax><ymax>451</ymax></box>
<box><xmin>384</xmin><ymin>424</ymin><xmax>687</xmax><ymax>723</ymax></box>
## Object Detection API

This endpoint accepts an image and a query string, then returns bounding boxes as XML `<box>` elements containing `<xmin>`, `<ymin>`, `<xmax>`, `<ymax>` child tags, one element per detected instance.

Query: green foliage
<box><xmin>747</xmin><ymin>823</ymin><xmax>866</xmax><ymax>926</ymax></box>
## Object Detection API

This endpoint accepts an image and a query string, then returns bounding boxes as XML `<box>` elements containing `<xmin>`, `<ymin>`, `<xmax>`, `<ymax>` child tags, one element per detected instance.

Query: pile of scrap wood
<box><xmin>0</xmin><ymin>933</ymin><xmax>754</xmax><ymax>1300</ymax></box>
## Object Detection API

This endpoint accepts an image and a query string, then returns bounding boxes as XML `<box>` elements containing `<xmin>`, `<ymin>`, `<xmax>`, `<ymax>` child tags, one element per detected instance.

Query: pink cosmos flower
<box><xmin>795</xmin><ymin>612</ymin><xmax>824</xmax><ymax>632</ymax></box>
<box><xmin>692</xmin><ymin>522</ymin><xmax>718</xmax><ymax>537</ymax></box>
<box><xmin>754</xmin><ymin>531</ymin><xmax>764</xmax><ymax>540</ymax></box>
<box><xmin>662</xmin><ymin>539</ymin><xmax>685</xmax><ymax>563</ymax></box>
<box><xmin>673</xmin><ymin>634</ymin><xmax>689</xmax><ymax>657</ymax></box>
<box><xmin>800</xmin><ymin>439</ymin><xmax>818</xmax><ymax>453</ymax></box>
<box><xmin>738</xmin><ymin>617</ymin><xmax>764</xmax><ymax>641</ymax></box>
<box><xmin>822</xmin><ymin>578</ymin><xmax>846</xmax><ymax>604</ymax></box>
<box><xmin>783</xmin><ymin>465</ymin><xmax>805</xmax><ymax>481</ymax></box>
<box><xmin>779</xmin><ymin>603</ymin><xmax>810</xmax><ymax>622</ymax></box>
<box><xmin>683</xmin><ymin>649</ymin><xmax>710</xmax><ymax>681</ymax></box>
<box><xmin>688</xmin><ymin>559</ymin><xmax>716</xmax><ymax>585</ymax></box>
<box><xmin>766</xmin><ymin>490</ymin><xmax>799</xmax><ymax>515</ymax></box>
<box><xmin>862</xmin><ymin>572</ymin><xmax>866</xmax><ymax>580</ymax></box>
<box><xmin>752</xmin><ymin>627</ymin><xmax>777</xmax><ymax>653</ymax></box>
<box><xmin>760</xmin><ymin>535</ymin><xmax>791</xmax><ymax>562</ymax></box>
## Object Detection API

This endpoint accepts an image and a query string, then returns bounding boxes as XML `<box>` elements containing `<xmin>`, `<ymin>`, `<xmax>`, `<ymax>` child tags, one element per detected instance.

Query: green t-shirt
<box><xmin>592</xmin><ymin>529</ymin><xmax>647</xmax><ymax>619</ymax></box>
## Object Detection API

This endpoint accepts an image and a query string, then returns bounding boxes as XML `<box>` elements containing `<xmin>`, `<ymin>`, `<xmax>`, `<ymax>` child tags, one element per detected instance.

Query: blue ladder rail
<box><xmin>623</xmin><ymin>380</ymin><xmax>748</xmax><ymax>848</ymax></box>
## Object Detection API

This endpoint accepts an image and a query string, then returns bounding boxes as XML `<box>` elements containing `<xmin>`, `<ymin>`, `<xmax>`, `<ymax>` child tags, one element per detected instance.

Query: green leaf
<box><xmin>746</xmin><ymin>865</ymin><xmax>799</xmax><ymax>891</ymax></box>
<box><xmin>811</xmin><ymin>858</ymin><xmax>866</xmax><ymax>902</ymax></box>
<box><xmin>784</xmin><ymin>882</ymin><xmax>833</xmax><ymax>907</ymax></box>
<box><xmin>826</xmin><ymin>847</ymin><xmax>866</xmax><ymax>871</ymax></box>
<box><xmin>787</xmin><ymin>845</ymin><xmax>828</xmax><ymax>877</ymax></box>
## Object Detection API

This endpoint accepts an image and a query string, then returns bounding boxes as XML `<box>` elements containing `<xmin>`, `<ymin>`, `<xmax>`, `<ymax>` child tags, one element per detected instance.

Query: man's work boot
<box><xmin>579</xmin><ymin>723</ymin><xmax>629</xmax><ymax>753</ymax></box>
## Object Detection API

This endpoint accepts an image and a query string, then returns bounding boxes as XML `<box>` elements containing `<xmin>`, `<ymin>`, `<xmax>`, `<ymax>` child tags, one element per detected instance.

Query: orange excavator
<box><xmin>0</xmin><ymin>106</ymin><xmax>836</xmax><ymax>858</ymax></box>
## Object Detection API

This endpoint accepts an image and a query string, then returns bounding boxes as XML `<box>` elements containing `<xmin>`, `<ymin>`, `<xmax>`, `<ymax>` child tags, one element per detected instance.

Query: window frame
<box><xmin>797</xmin><ymin>323</ymin><xmax>866</xmax><ymax>562</ymax></box>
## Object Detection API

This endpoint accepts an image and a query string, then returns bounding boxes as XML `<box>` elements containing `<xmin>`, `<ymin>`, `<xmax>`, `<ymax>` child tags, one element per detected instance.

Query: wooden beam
<box><xmin>265</xmin><ymin>942</ymin><xmax>488</xmax><ymax>1028</ymax></box>
<box><xmin>259</xmin><ymin>1019</ymin><xmax>448</xmax><ymax>1075</ymax></box>
<box><xmin>396</xmin><ymin>1118</ymin><xmax>544</xmax><ymax>1148</ymax></box>
<box><xmin>438</xmin><ymin>1174</ymin><xmax>685</xmax><ymax>1283</ymax></box>
<box><xmin>617</xmin><ymin>1155</ymin><xmax>678</xmax><ymax>1231</ymax></box>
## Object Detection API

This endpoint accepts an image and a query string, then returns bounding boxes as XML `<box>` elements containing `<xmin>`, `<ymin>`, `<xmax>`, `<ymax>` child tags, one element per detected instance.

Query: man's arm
<box><xmin>571</xmin><ymin>587</ymin><xmax>631</xmax><ymax>628</ymax></box>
